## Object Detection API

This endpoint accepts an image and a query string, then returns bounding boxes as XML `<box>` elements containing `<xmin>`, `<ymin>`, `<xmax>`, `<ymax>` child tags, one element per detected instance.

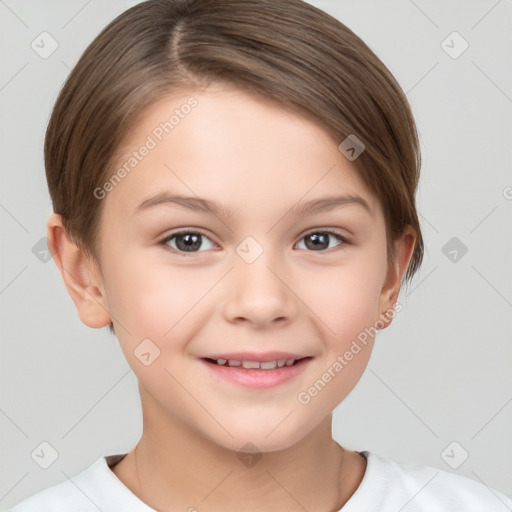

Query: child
<box><xmin>7</xmin><ymin>0</ymin><xmax>511</xmax><ymax>510</ymax></box>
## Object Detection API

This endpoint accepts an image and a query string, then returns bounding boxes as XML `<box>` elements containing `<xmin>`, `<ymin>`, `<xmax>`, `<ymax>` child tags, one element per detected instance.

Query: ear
<box><xmin>47</xmin><ymin>213</ymin><xmax>112</xmax><ymax>328</ymax></box>
<box><xmin>377</xmin><ymin>226</ymin><xmax>416</xmax><ymax>329</ymax></box>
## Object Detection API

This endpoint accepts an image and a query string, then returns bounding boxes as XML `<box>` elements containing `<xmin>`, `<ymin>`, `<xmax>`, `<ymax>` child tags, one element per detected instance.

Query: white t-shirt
<box><xmin>5</xmin><ymin>451</ymin><xmax>512</xmax><ymax>511</ymax></box>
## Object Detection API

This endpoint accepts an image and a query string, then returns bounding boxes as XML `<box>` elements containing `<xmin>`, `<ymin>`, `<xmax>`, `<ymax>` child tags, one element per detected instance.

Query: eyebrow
<box><xmin>289</xmin><ymin>194</ymin><xmax>371</xmax><ymax>216</ymax></box>
<box><xmin>136</xmin><ymin>193</ymin><xmax>236</xmax><ymax>218</ymax></box>
<box><xmin>135</xmin><ymin>193</ymin><xmax>371</xmax><ymax>218</ymax></box>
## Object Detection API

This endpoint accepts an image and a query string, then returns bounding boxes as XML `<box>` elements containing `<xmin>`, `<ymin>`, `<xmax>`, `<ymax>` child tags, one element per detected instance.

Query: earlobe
<box><xmin>377</xmin><ymin>227</ymin><xmax>417</xmax><ymax>329</ymax></box>
<box><xmin>47</xmin><ymin>213</ymin><xmax>112</xmax><ymax>329</ymax></box>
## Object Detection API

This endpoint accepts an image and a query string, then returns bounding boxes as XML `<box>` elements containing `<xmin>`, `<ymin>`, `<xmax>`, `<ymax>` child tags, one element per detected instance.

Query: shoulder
<box><xmin>6</xmin><ymin>478</ymin><xmax>92</xmax><ymax>512</ymax></box>
<box><xmin>344</xmin><ymin>450</ymin><xmax>512</xmax><ymax>512</ymax></box>
<box><xmin>4</xmin><ymin>454</ymin><xmax>153</xmax><ymax>512</ymax></box>
<box><xmin>5</xmin><ymin>457</ymin><xmax>105</xmax><ymax>512</ymax></box>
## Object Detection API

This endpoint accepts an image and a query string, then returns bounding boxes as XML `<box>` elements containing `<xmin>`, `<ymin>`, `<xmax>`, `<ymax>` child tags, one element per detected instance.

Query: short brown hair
<box><xmin>45</xmin><ymin>0</ymin><xmax>423</xmax><ymax>282</ymax></box>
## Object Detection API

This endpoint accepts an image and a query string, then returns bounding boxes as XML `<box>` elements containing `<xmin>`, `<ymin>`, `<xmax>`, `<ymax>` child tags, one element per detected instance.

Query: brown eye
<box><xmin>161</xmin><ymin>230</ymin><xmax>215</xmax><ymax>253</ymax></box>
<box><xmin>297</xmin><ymin>231</ymin><xmax>347</xmax><ymax>251</ymax></box>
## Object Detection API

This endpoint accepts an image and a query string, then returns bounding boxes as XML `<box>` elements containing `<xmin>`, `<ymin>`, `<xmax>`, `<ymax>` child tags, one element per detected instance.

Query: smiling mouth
<box><xmin>202</xmin><ymin>357</ymin><xmax>312</xmax><ymax>370</ymax></box>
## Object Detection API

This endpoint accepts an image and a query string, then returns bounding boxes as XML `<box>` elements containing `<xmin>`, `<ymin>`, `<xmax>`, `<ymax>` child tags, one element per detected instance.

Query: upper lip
<box><xmin>200</xmin><ymin>352</ymin><xmax>311</xmax><ymax>362</ymax></box>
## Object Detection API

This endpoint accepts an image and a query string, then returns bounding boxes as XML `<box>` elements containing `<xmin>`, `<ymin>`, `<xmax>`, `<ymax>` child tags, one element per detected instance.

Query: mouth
<box><xmin>200</xmin><ymin>355</ymin><xmax>313</xmax><ymax>388</ymax></box>
<box><xmin>202</xmin><ymin>356</ymin><xmax>311</xmax><ymax>369</ymax></box>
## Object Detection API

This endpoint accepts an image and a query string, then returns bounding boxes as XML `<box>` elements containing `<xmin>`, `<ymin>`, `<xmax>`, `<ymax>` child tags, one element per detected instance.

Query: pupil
<box><xmin>177</xmin><ymin>233</ymin><xmax>201</xmax><ymax>252</ymax></box>
<box><xmin>306</xmin><ymin>233</ymin><xmax>328</xmax><ymax>250</ymax></box>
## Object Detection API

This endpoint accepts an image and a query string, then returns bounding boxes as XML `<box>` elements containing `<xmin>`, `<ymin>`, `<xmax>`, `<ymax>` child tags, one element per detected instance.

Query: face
<box><xmin>91</xmin><ymin>84</ymin><xmax>398</xmax><ymax>452</ymax></box>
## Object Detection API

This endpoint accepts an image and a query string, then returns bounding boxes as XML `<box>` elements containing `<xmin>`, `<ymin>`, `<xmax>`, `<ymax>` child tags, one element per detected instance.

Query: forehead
<box><xmin>104</xmin><ymin>84</ymin><xmax>380</xmax><ymax>221</ymax></box>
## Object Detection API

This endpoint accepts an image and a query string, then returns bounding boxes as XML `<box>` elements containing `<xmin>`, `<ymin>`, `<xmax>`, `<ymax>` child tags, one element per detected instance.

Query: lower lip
<box><xmin>200</xmin><ymin>358</ymin><xmax>312</xmax><ymax>389</ymax></box>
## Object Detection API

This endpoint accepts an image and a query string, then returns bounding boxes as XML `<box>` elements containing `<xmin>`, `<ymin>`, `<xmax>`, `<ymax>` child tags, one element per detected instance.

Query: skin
<box><xmin>48</xmin><ymin>83</ymin><xmax>415</xmax><ymax>511</ymax></box>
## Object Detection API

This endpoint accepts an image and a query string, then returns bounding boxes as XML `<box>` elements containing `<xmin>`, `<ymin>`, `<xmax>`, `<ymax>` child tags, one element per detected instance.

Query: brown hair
<box><xmin>45</xmin><ymin>0</ymin><xmax>423</xmax><ymax>283</ymax></box>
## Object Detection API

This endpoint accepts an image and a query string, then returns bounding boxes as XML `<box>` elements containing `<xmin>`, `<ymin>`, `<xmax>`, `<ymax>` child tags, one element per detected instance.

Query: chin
<box><xmin>213</xmin><ymin>433</ymin><xmax>303</xmax><ymax>455</ymax></box>
<box><xmin>202</xmin><ymin>414</ymin><xmax>315</xmax><ymax>455</ymax></box>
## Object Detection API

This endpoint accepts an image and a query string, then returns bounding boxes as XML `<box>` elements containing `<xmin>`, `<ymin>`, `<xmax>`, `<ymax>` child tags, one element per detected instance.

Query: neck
<box><xmin>118</xmin><ymin>389</ymin><xmax>365</xmax><ymax>511</ymax></box>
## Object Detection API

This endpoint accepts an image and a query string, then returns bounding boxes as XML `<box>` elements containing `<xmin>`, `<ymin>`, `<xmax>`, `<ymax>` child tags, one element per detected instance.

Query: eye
<box><xmin>160</xmin><ymin>229</ymin><xmax>216</xmax><ymax>253</ymax></box>
<box><xmin>296</xmin><ymin>230</ymin><xmax>348</xmax><ymax>251</ymax></box>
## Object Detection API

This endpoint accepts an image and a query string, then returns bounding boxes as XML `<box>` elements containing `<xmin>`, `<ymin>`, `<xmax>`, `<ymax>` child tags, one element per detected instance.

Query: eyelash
<box><xmin>159</xmin><ymin>228</ymin><xmax>350</xmax><ymax>255</ymax></box>
<box><xmin>296</xmin><ymin>229</ymin><xmax>350</xmax><ymax>252</ymax></box>
<box><xmin>159</xmin><ymin>228</ymin><xmax>215</xmax><ymax>255</ymax></box>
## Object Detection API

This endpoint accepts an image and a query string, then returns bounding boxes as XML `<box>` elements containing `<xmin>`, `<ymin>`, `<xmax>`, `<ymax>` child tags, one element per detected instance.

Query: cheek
<box><xmin>298</xmin><ymin>257</ymin><xmax>385</xmax><ymax>341</ymax></box>
<box><xmin>294</xmin><ymin>266</ymin><xmax>380</xmax><ymax>416</ymax></box>
<box><xmin>103</xmin><ymin>253</ymin><xmax>224</xmax><ymax>359</ymax></box>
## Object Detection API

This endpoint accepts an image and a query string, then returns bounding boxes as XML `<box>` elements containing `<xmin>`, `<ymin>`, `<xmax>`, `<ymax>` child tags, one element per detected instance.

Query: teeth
<box><xmin>214</xmin><ymin>358</ymin><xmax>299</xmax><ymax>369</ymax></box>
<box><xmin>242</xmin><ymin>360</ymin><xmax>261</xmax><ymax>369</ymax></box>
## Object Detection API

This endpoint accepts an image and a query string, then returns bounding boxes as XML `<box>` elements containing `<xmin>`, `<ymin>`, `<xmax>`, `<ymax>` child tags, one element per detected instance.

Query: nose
<box><xmin>222</xmin><ymin>250</ymin><xmax>298</xmax><ymax>329</ymax></box>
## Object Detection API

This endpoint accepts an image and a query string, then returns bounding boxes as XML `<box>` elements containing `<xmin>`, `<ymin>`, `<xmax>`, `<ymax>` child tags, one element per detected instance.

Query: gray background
<box><xmin>1</xmin><ymin>0</ymin><xmax>511</xmax><ymax>509</ymax></box>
